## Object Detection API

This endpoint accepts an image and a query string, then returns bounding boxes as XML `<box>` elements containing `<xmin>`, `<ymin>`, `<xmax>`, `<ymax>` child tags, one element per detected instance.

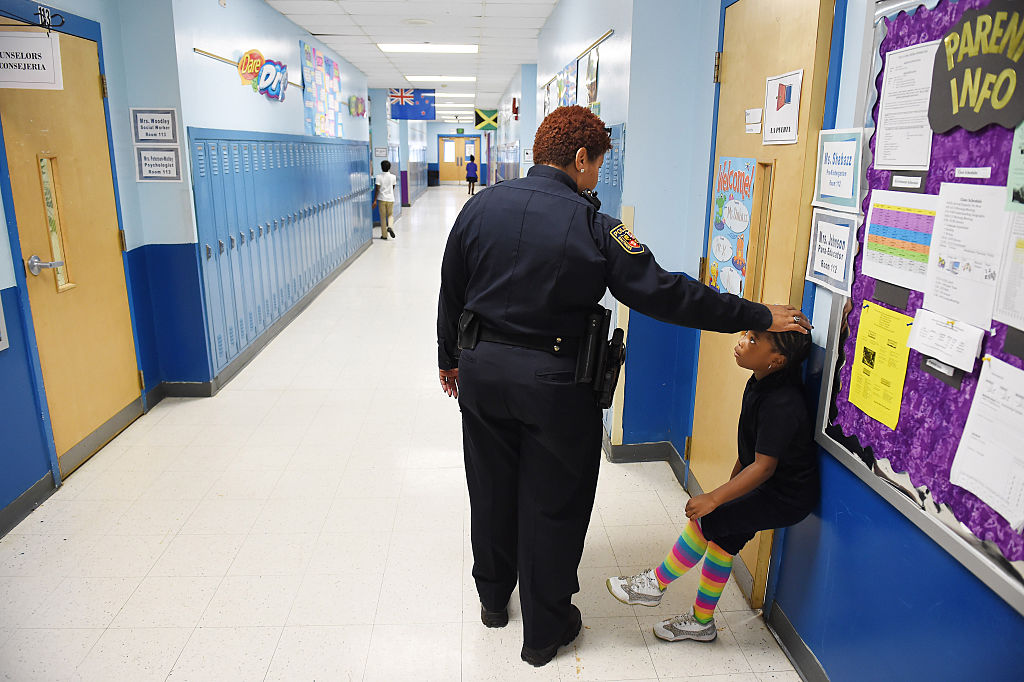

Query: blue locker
<box><xmin>192</xmin><ymin>140</ymin><xmax>229</xmax><ymax>372</ymax></box>
<box><xmin>256</xmin><ymin>141</ymin><xmax>280</xmax><ymax>323</ymax></box>
<box><xmin>241</xmin><ymin>143</ymin><xmax>268</xmax><ymax>334</ymax></box>
<box><xmin>228</xmin><ymin>142</ymin><xmax>257</xmax><ymax>340</ymax></box>
<box><xmin>210</xmin><ymin>141</ymin><xmax>243</xmax><ymax>356</ymax></box>
<box><xmin>274</xmin><ymin>143</ymin><xmax>295</xmax><ymax>308</ymax></box>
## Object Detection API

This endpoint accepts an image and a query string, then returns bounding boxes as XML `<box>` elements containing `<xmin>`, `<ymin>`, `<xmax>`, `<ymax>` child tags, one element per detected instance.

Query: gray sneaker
<box><xmin>606</xmin><ymin>568</ymin><xmax>663</xmax><ymax>607</ymax></box>
<box><xmin>653</xmin><ymin>609</ymin><xmax>717</xmax><ymax>642</ymax></box>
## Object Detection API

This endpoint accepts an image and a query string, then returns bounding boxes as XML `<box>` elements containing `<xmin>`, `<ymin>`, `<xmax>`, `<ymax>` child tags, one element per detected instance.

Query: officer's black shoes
<box><xmin>480</xmin><ymin>603</ymin><xmax>509</xmax><ymax>628</ymax></box>
<box><xmin>520</xmin><ymin>604</ymin><xmax>582</xmax><ymax>667</ymax></box>
<box><xmin>387</xmin><ymin>227</ymin><xmax>396</xmax><ymax>238</ymax></box>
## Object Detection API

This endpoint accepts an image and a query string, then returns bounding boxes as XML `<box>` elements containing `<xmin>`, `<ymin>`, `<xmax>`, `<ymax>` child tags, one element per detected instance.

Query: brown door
<box><xmin>688</xmin><ymin>0</ymin><xmax>834</xmax><ymax>607</ymax></box>
<box><xmin>1</xmin><ymin>25</ymin><xmax>142</xmax><ymax>476</ymax></box>
<box><xmin>439</xmin><ymin>136</ymin><xmax>467</xmax><ymax>182</ymax></box>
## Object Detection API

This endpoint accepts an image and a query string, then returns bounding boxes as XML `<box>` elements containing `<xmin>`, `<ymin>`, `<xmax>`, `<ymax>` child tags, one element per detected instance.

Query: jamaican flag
<box><xmin>474</xmin><ymin>108</ymin><xmax>497</xmax><ymax>130</ymax></box>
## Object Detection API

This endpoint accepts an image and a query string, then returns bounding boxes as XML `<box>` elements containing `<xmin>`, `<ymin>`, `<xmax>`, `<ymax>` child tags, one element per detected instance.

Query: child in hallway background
<box><xmin>372</xmin><ymin>160</ymin><xmax>397</xmax><ymax>240</ymax></box>
<box><xmin>607</xmin><ymin>328</ymin><xmax>818</xmax><ymax>642</ymax></box>
<box><xmin>465</xmin><ymin>155</ymin><xmax>477</xmax><ymax>195</ymax></box>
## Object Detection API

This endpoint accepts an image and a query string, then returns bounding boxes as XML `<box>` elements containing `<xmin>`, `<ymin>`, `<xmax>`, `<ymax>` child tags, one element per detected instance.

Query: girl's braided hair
<box><xmin>767</xmin><ymin>329</ymin><xmax>812</xmax><ymax>374</ymax></box>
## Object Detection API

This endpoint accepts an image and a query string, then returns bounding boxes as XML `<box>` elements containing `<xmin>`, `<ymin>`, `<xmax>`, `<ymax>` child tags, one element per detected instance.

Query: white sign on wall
<box><xmin>130</xmin><ymin>108</ymin><xmax>179</xmax><ymax>144</ymax></box>
<box><xmin>763</xmin><ymin>69</ymin><xmax>803</xmax><ymax>145</ymax></box>
<box><xmin>135</xmin><ymin>147</ymin><xmax>182</xmax><ymax>182</ymax></box>
<box><xmin>374</xmin><ymin>147</ymin><xmax>388</xmax><ymax>158</ymax></box>
<box><xmin>0</xmin><ymin>31</ymin><xmax>63</xmax><ymax>90</ymax></box>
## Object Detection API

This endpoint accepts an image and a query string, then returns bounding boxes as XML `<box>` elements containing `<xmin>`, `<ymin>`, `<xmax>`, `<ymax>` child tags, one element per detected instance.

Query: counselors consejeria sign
<box><xmin>929</xmin><ymin>0</ymin><xmax>1024</xmax><ymax>133</ymax></box>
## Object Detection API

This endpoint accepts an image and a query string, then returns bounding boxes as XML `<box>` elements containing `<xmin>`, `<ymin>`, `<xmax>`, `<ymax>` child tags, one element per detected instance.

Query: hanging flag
<box><xmin>475</xmin><ymin>108</ymin><xmax>497</xmax><ymax>130</ymax></box>
<box><xmin>389</xmin><ymin>88</ymin><xmax>435</xmax><ymax>119</ymax></box>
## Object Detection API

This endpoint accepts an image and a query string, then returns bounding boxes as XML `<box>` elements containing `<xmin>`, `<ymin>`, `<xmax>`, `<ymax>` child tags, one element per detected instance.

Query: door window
<box><xmin>443</xmin><ymin>140</ymin><xmax>455</xmax><ymax>162</ymax></box>
<box><xmin>38</xmin><ymin>156</ymin><xmax>72</xmax><ymax>290</ymax></box>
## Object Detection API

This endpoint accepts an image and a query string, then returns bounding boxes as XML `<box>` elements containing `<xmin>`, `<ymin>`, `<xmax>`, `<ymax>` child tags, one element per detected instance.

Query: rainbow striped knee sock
<box><xmin>693</xmin><ymin>541</ymin><xmax>733</xmax><ymax>623</ymax></box>
<box><xmin>654</xmin><ymin>519</ymin><xmax>708</xmax><ymax>589</ymax></box>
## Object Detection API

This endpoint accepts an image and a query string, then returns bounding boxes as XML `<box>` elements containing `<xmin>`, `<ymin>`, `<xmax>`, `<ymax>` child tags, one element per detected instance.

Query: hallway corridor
<box><xmin>0</xmin><ymin>187</ymin><xmax>796</xmax><ymax>681</ymax></box>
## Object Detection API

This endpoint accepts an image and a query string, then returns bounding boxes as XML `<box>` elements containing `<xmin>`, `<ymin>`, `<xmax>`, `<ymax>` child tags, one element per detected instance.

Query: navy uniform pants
<box><xmin>457</xmin><ymin>340</ymin><xmax>602</xmax><ymax>649</ymax></box>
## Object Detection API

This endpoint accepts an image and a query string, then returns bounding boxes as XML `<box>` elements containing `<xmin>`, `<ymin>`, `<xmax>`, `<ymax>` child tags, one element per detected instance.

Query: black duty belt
<box><xmin>479</xmin><ymin>327</ymin><xmax>580</xmax><ymax>357</ymax></box>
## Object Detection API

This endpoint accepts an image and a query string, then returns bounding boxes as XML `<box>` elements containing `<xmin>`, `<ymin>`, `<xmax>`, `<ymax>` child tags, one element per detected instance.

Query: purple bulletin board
<box><xmin>832</xmin><ymin>0</ymin><xmax>1024</xmax><ymax>561</ymax></box>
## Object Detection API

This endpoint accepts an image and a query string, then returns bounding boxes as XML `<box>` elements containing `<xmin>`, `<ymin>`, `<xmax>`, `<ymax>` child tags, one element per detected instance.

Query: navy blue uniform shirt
<box><xmin>437</xmin><ymin>164</ymin><xmax>772</xmax><ymax>370</ymax></box>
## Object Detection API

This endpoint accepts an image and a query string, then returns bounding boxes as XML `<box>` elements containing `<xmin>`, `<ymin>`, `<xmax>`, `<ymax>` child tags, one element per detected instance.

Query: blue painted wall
<box><xmin>775</xmin><ymin>454</ymin><xmax>1024</xmax><ymax>680</ymax></box>
<box><xmin>0</xmin><ymin>288</ymin><xmax>53</xmax><ymax>508</ymax></box>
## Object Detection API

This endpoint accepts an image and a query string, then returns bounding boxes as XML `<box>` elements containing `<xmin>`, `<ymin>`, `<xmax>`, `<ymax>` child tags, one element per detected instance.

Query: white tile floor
<box><xmin>0</xmin><ymin>186</ymin><xmax>798</xmax><ymax>681</ymax></box>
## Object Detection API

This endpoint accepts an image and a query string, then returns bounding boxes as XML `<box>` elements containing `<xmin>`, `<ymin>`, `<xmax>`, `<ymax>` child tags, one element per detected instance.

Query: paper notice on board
<box><xmin>950</xmin><ymin>356</ymin><xmax>1024</xmax><ymax>530</ymax></box>
<box><xmin>923</xmin><ymin>183</ymin><xmax>1007</xmax><ymax>330</ymax></box>
<box><xmin>849</xmin><ymin>302</ymin><xmax>914</xmax><ymax>430</ymax></box>
<box><xmin>994</xmin><ymin>212</ymin><xmax>1024</xmax><ymax>330</ymax></box>
<box><xmin>862</xmin><ymin>189</ymin><xmax>938</xmax><ymax>291</ymax></box>
<box><xmin>875</xmin><ymin>40</ymin><xmax>939</xmax><ymax>170</ymax></box>
<box><xmin>906</xmin><ymin>308</ymin><xmax>985</xmax><ymax>372</ymax></box>
<box><xmin>1006</xmin><ymin>121</ymin><xmax>1024</xmax><ymax>212</ymax></box>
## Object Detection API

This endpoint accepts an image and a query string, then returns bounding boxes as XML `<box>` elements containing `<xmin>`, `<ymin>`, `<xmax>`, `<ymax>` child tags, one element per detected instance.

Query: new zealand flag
<box><xmin>389</xmin><ymin>88</ymin><xmax>435</xmax><ymax>120</ymax></box>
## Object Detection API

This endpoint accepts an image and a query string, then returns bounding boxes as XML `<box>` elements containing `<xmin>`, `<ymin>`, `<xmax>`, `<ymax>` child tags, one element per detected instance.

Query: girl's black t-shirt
<box><xmin>737</xmin><ymin>371</ymin><xmax>819</xmax><ymax>511</ymax></box>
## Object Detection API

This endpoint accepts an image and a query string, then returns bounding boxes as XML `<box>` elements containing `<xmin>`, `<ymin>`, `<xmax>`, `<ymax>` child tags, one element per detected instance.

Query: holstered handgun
<box><xmin>458</xmin><ymin>310</ymin><xmax>480</xmax><ymax>350</ymax></box>
<box><xmin>575</xmin><ymin>308</ymin><xmax>626</xmax><ymax>409</ymax></box>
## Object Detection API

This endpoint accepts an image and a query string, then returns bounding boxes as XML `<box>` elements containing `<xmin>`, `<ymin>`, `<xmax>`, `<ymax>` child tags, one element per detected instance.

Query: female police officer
<box><xmin>437</xmin><ymin>106</ymin><xmax>809</xmax><ymax>667</ymax></box>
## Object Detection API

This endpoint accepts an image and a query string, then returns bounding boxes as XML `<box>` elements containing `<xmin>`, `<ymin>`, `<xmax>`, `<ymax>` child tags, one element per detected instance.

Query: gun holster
<box><xmin>574</xmin><ymin>308</ymin><xmax>626</xmax><ymax>409</ymax></box>
<box><xmin>458</xmin><ymin>310</ymin><xmax>480</xmax><ymax>351</ymax></box>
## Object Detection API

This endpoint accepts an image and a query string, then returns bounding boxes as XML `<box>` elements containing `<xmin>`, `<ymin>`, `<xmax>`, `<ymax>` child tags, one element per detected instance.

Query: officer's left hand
<box><xmin>765</xmin><ymin>304</ymin><xmax>812</xmax><ymax>334</ymax></box>
<box><xmin>684</xmin><ymin>494</ymin><xmax>718</xmax><ymax>520</ymax></box>
<box><xmin>439</xmin><ymin>368</ymin><xmax>459</xmax><ymax>398</ymax></box>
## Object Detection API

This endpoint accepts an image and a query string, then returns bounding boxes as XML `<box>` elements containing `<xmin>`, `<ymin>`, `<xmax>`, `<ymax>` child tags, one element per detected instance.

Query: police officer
<box><xmin>436</xmin><ymin>106</ymin><xmax>810</xmax><ymax>667</ymax></box>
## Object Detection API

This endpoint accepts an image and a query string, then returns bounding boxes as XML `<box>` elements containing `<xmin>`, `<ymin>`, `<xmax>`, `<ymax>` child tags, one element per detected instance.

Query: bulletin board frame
<box><xmin>812</xmin><ymin>0</ymin><xmax>1024</xmax><ymax>616</ymax></box>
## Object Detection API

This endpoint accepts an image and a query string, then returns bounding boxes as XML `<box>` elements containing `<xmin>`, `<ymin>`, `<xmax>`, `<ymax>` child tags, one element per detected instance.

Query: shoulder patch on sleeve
<box><xmin>610</xmin><ymin>224</ymin><xmax>645</xmax><ymax>254</ymax></box>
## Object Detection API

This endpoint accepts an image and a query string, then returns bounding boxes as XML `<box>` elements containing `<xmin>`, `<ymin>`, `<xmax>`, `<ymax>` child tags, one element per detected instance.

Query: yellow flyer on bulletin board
<box><xmin>849</xmin><ymin>301</ymin><xmax>914</xmax><ymax>429</ymax></box>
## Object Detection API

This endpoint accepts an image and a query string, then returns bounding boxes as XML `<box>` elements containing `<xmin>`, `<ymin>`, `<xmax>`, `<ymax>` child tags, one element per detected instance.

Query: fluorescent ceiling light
<box><xmin>406</xmin><ymin>75</ymin><xmax>476</xmax><ymax>82</ymax></box>
<box><xmin>379</xmin><ymin>43</ymin><xmax>478</xmax><ymax>54</ymax></box>
<box><xmin>433</xmin><ymin>93</ymin><xmax>476</xmax><ymax>98</ymax></box>
<box><xmin>436</xmin><ymin>103</ymin><xmax>475</xmax><ymax>108</ymax></box>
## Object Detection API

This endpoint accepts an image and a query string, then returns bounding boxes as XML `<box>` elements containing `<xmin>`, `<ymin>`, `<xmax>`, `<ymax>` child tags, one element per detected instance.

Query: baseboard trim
<box><xmin>0</xmin><ymin>474</ymin><xmax>56</xmax><ymax>537</ymax></box>
<box><xmin>767</xmin><ymin>602</ymin><xmax>829</xmax><ymax>682</ymax></box>
<box><xmin>603</xmin><ymin>436</ymin><xmax>675</xmax><ymax>464</ymax></box>
<box><xmin>57</xmin><ymin>397</ymin><xmax>144</xmax><ymax>477</ymax></box>
<box><xmin>144</xmin><ymin>239</ymin><xmax>371</xmax><ymax>407</ymax></box>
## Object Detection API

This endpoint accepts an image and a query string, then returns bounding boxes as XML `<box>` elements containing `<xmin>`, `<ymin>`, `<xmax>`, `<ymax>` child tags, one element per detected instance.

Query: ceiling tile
<box><xmin>268</xmin><ymin>0</ymin><xmax>346</xmax><ymax>14</ymax></box>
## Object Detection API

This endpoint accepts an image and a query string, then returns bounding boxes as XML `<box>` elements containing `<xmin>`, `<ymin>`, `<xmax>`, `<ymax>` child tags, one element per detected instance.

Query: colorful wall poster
<box><xmin>762</xmin><ymin>69</ymin><xmax>803</xmax><ymax>145</ymax></box>
<box><xmin>709</xmin><ymin>157</ymin><xmax>756</xmax><ymax>296</ymax></box>
<box><xmin>862</xmin><ymin>189</ymin><xmax>938</xmax><ymax>291</ymax></box>
<box><xmin>300</xmin><ymin>41</ymin><xmax>344</xmax><ymax>138</ymax></box>
<box><xmin>848</xmin><ymin>301</ymin><xmax>914</xmax><ymax>430</ymax></box>
<box><xmin>582</xmin><ymin>47</ymin><xmax>599</xmax><ymax>106</ymax></box>
<box><xmin>805</xmin><ymin>208</ymin><xmax>857</xmax><ymax>296</ymax></box>
<box><xmin>559</xmin><ymin>60</ymin><xmax>577</xmax><ymax>107</ymax></box>
<box><xmin>813</xmin><ymin>128</ymin><xmax>862</xmax><ymax>212</ymax></box>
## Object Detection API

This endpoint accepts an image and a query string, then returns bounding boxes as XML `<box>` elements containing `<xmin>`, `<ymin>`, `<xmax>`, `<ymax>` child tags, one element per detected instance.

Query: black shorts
<box><xmin>698</xmin><ymin>487</ymin><xmax>811</xmax><ymax>555</ymax></box>
<box><xmin>467</xmin><ymin>176</ymin><xmax>477</xmax><ymax>182</ymax></box>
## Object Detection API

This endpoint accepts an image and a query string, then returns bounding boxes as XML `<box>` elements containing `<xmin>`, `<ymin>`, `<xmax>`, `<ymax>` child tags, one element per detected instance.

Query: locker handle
<box><xmin>250</xmin><ymin>228</ymin><xmax>256</xmax><ymax>240</ymax></box>
<box><xmin>205</xmin><ymin>244</ymin><xmax>212</xmax><ymax>259</ymax></box>
<box><xmin>219</xmin><ymin>240</ymin><xmax>225</xmax><ymax>254</ymax></box>
<box><xmin>239</xmin><ymin>232</ymin><xmax>245</xmax><ymax>245</ymax></box>
<box><xmin>229</xmin><ymin>235</ymin><xmax>236</xmax><ymax>249</ymax></box>
<box><xmin>259</xmin><ymin>225</ymin><xmax>264</xmax><ymax>237</ymax></box>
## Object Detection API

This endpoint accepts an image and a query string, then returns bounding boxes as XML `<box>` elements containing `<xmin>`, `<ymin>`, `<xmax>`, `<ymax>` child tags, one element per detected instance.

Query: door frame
<box><xmin>689</xmin><ymin>0</ymin><xmax>850</xmax><ymax>611</ymax></box>
<box><xmin>437</xmin><ymin>133</ymin><xmax>482</xmax><ymax>183</ymax></box>
<box><xmin>0</xmin><ymin>0</ymin><xmax>146</xmax><ymax>487</ymax></box>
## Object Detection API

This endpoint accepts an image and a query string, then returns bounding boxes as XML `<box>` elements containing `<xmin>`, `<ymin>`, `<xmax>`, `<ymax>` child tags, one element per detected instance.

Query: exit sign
<box><xmin>456</xmin><ymin>127</ymin><xmax>464</xmax><ymax>134</ymax></box>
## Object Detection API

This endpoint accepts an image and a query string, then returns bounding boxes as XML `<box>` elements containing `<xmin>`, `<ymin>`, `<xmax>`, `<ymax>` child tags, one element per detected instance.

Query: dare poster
<box><xmin>709</xmin><ymin>157</ymin><xmax>756</xmax><ymax>297</ymax></box>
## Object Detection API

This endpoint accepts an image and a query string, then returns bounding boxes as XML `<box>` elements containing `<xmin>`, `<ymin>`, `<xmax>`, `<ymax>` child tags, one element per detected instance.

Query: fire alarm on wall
<box><xmin>512</xmin><ymin>97</ymin><xmax>519</xmax><ymax>120</ymax></box>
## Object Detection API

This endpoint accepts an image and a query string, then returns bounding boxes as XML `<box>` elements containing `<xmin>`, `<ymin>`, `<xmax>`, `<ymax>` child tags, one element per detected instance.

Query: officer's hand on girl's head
<box><xmin>439</xmin><ymin>368</ymin><xmax>459</xmax><ymax>398</ymax></box>
<box><xmin>765</xmin><ymin>304</ymin><xmax>812</xmax><ymax>334</ymax></box>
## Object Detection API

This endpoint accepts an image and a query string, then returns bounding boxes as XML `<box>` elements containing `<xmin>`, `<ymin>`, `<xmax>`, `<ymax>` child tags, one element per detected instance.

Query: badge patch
<box><xmin>610</xmin><ymin>224</ymin><xmax>644</xmax><ymax>254</ymax></box>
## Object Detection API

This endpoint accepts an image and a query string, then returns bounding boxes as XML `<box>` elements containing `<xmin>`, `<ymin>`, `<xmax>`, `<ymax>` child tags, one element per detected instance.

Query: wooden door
<box><xmin>688</xmin><ymin>0</ymin><xmax>834</xmax><ymax>607</ymax></box>
<box><xmin>1</xmin><ymin>25</ymin><xmax>142</xmax><ymax>475</ymax></box>
<box><xmin>439</xmin><ymin>136</ymin><xmax>466</xmax><ymax>182</ymax></box>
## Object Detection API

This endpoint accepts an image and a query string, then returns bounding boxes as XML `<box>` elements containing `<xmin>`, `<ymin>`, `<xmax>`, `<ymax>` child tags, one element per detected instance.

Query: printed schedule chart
<box><xmin>862</xmin><ymin>189</ymin><xmax>938</xmax><ymax>291</ymax></box>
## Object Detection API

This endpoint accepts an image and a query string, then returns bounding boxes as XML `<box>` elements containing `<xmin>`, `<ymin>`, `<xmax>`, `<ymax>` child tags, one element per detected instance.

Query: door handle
<box><xmin>27</xmin><ymin>255</ymin><xmax>64</xmax><ymax>276</ymax></box>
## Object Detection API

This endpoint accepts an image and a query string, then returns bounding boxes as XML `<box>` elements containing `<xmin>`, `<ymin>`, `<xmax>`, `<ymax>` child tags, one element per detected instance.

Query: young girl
<box><xmin>465</xmin><ymin>155</ymin><xmax>478</xmax><ymax>195</ymax></box>
<box><xmin>607</xmin><ymin>328</ymin><xmax>818</xmax><ymax>642</ymax></box>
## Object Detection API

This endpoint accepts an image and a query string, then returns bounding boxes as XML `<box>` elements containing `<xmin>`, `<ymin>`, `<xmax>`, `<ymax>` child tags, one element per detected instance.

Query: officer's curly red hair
<box><xmin>533</xmin><ymin>105</ymin><xmax>612</xmax><ymax>168</ymax></box>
